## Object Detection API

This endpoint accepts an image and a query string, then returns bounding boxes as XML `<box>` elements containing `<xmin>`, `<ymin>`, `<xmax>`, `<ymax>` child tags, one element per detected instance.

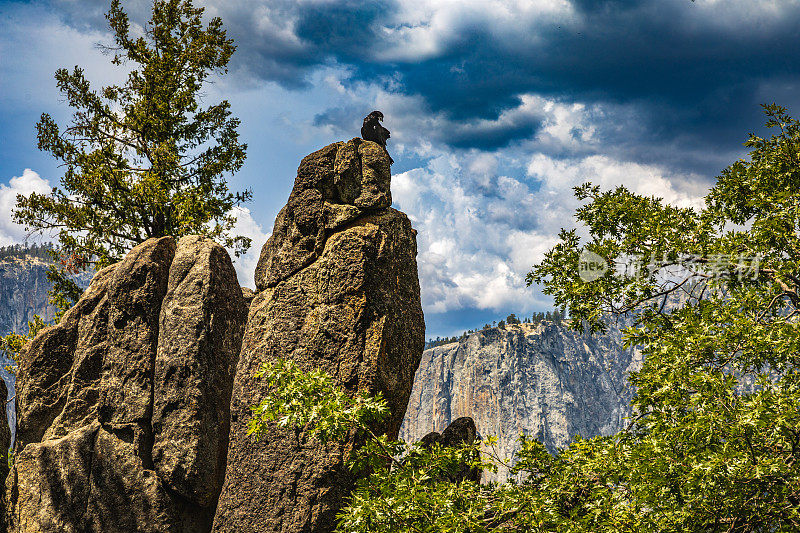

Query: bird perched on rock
<box><xmin>361</xmin><ymin>110</ymin><xmax>394</xmax><ymax>164</ymax></box>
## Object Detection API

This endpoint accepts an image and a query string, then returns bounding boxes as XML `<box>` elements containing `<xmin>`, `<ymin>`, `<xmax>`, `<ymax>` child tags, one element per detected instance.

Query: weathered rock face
<box><xmin>7</xmin><ymin>236</ymin><xmax>248</xmax><ymax>532</ymax></box>
<box><xmin>153</xmin><ymin>235</ymin><xmax>247</xmax><ymax>507</ymax></box>
<box><xmin>0</xmin><ymin>380</ymin><xmax>9</xmax><ymax>533</ymax></box>
<box><xmin>419</xmin><ymin>416</ymin><xmax>481</xmax><ymax>484</ymax></box>
<box><xmin>400</xmin><ymin>321</ymin><xmax>642</xmax><ymax>482</ymax></box>
<box><xmin>254</xmin><ymin>139</ymin><xmax>392</xmax><ymax>290</ymax></box>
<box><xmin>0</xmin><ymin>256</ymin><xmax>92</xmax><ymax>426</ymax></box>
<box><xmin>213</xmin><ymin>138</ymin><xmax>425</xmax><ymax>533</ymax></box>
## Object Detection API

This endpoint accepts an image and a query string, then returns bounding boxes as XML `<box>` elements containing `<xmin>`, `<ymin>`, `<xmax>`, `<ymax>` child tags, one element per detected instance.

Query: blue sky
<box><xmin>1</xmin><ymin>0</ymin><xmax>799</xmax><ymax>338</ymax></box>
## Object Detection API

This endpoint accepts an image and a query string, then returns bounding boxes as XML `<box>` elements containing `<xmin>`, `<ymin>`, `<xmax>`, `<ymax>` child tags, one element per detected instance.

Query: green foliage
<box><xmin>425</xmin><ymin>336</ymin><xmax>461</xmax><ymax>349</ymax></box>
<box><xmin>254</xmin><ymin>105</ymin><xmax>800</xmax><ymax>532</ymax></box>
<box><xmin>1</xmin><ymin>315</ymin><xmax>47</xmax><ymax>374</ymax></box>
<box><xmin>0</xmin><ymin>242</ymin><xmax>75</xmax><ymax>372</ymax></box>
<box><xmin>249</xmin><ymin>359</ymin><xmax>502</xmax><ymax>532</ymax></box>
<box><xmin>248</xmin><ymin>359</ymin><xmax>389</xmax><ymax>447</ymax></box>
<box><xmin>0</xmin><ymin>242</ymin><xmax>55</xmax><ymax>262</ymax></box>
<box><xmin>524</xmin><ymin>103</ymin><xmax>800</xmax><ymax>531</ymax></box>
<box><xmin>13</xmin><ymin>0</ymin><xmax>251</xmax><ymax>273</ymax></box>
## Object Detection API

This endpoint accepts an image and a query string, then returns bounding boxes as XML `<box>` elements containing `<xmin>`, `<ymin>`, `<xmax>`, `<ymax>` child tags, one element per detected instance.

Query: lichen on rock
<box><xmin>5</xmin><ymin>137</ymin><xmax>423</xmax><ymax>533</ymax></box>
<box><xmin>212</xmin><ymin>138</ymin><xmax>424</xmax><ymax>533</ymax></box>
<box><xmin>254</xmin><ymin>138</ymin><xmax>393</xmax><ymax>290</ymax></box>
<box><xmin>7</xmin><ymin>236</ymin><xmax>247</xmax><ymax>532</ymax></box>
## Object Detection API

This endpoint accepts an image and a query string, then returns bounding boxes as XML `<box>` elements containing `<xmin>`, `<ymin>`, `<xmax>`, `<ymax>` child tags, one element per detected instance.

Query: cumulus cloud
<box><xmin>199</xmin><ymin>0</ymin><xmax>800</xmax><ymax>152</ymax></box>
<box><xmin>5</xmin><ymin>0</ymin><xmax>786</xmax><ymax>337</ymax></box>
<box><xmin>0</xmin><ymin>170</ymin><xmax>53</xmax><ymax>247</ymax></box>
<box><xmin>528</xmin><ymin>154</ymin><xmax>709</xmax><ymax>213</ymax></box>
<box><xmin>393</xmin><ymin>155</ymin><xmax>556</xmax><ymax>314</ymax></box>
<box><xmin>300</xmin><ymin>79</ymin><xmax>717</xmax><ymax>316</ymax></box>
<box><xmin>392</xmin><ymin>138</ymin><xmax>709</xmax><ymax>315</ymax></box>
<box><xmin>36</xmin><ymin>0</ymin><xmax>800</xmax><ymax>156</ymax></box>
<box><xmin>227</xmin><ymin>206</ymin><xmax>271</xmax><ymax>289</ymax></box>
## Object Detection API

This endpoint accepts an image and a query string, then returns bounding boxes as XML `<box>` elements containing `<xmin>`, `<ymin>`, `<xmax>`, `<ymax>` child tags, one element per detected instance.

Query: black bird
<box><xmin>361</xmin><ymin>110</ymin><xmax>394</xmax><ymax>164</ymax></box>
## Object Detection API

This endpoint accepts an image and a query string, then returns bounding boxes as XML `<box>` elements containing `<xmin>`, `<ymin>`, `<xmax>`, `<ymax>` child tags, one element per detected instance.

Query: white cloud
<box><xmin>0</xmin><ymin>1</ymin><xmax>724</xmax><ymax>320</ymax></box>
<box><xmin>393</xmin><ymin>156</ymin><xmax>556</xmax><ymax>314</ymax></box>
<box><xmin>689</xmin><ymin>0</ymin><xmax>793</xmax><ymax>29</ymax></box>
<box><xmin>378</xmin><ymin>0</ymin><xmax>576</xmax><ymax>62</ymax></box>
<box><xmin>391</xmin><ymin>141</ymin><xmax>710</xmax><ymax>315</ymax></box>
<box><xmin>343</xmin><ymin>85</ymin><xmax>711</xmax><ymax>316</ymax></box>
<box><xmin>227</xmin><ymin>206</ymin><xmax>271</xmax><ymax>289</ymax></box>
<box><xmin>0</xmin><ymin>7</ymin><xmax>126</xmax><ymax>113</ymax></box>
<box><xmin>0</xmin><ymin>169</ymin><xmax>52</xmax><ymax>247</ymax></box>
<box><xmin>527</xmin><ymin>153</ymin><xmax>708</xmax><ymax>214</ymax></box>
<box><xmin>535</xmin><ymin>99</ymin><xmax>598</xmax><ymax>149</ymax></box>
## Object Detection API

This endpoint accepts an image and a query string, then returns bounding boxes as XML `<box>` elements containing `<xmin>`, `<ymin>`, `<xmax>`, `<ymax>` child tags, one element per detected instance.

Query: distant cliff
<box><xmin>400</xmin><ymin>320</ymin><xmax>642</xmax><ymax>482</ymax></box>
<box><xmin>0</xmin><ymin>256</ymin><xmax>57</xmax><ymax>436</ymax></box>
<box><xmin>0</xmin><ymin>256</ymin><xmax>57</xmax><ymax>337</ymax></box>
<box><xmin>0</xmin><ymin>254</ymin><xmax>93</xmax><ymax>337</ymax></box>
<box><xmin>0</xmin><ymin>255</ymin><xmax>92</xmax><ymax>439</ymax></box>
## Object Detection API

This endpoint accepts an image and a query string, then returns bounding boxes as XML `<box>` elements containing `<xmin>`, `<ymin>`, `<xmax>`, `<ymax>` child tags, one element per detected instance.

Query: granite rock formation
<box><xmin>213</xmin><ymin>138</ymin><xmax>425</xmax><ymax>532</ymax></box>
<box><xmin>419</xmin><ymin>416</ymin><xmax>481</xmax><ymax>484</ymax></box>
<box><xmin>6</xmin><ymin>236</ymin><xmax>247</xmax><ymax>532</ymax></box>
<box><xmin>400</xmin><ymin>321</ymin><xmax>642</xmax><ymax>482</ymax></box>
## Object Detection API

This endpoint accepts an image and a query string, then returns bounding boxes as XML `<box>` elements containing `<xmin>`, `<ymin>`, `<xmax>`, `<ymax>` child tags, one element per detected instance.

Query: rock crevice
<box><xmin>7</xmin><ymin>236</ymin><xmax>248</xmax><ymax>532</ymax></box>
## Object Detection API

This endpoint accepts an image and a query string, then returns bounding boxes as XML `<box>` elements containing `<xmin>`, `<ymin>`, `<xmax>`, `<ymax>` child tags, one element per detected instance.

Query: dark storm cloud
<box><xmin>250</xmin><ymin>0</ymin><xmax>800</xmax><ymax>154</ymax></box>
<box><xmin>42</xmin><ymin>0</ymin><xmax>800</xmax><ymax>154</ymax></box>
<box><xmin>388</xmin><ymin>2</ymin><xmax>800</xmax><ymax>151</ymax></box>
<box><xmin>49</xmin><ymin>0</ymin><xmax>150</xmax><ymax>32</ymax></box>
<box><xmin>313</xmin><ymin>105</ymin><xmax>371</xmax><ymax>133</ymax></box>
<box><xmin>446</xmin><ymin>119</ymin><xmax>542</xmax><ymax>150</ymax></box>
<box><xmin>314</xmin><ymin>102</ymin><xmax>543</xmax><ymax>151</ymax></box>
<box><xmin>293</xmin><ymin>0</ymin><xmax>395</xmax><ymax>59</ymax></box>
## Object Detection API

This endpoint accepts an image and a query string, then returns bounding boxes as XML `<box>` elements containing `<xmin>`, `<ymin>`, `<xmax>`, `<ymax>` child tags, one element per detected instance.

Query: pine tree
<box><xmin>6</xmin><ymin>0</ymin><xmax>249</xmax><ymax>369</ymax></box>
<box><xmin>14</xmin><ymin>0</ymin><xmax>250</xmax><ymax>279</ymax></box>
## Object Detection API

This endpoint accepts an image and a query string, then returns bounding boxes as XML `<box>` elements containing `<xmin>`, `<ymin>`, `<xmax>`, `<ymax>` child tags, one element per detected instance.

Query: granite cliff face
<box><xmin>0</xmin><ymin>256</ymin><xmax>93</xmax><ymax>399</ymax></box>
<box><xmin>213</xmin><ymin>138</ymin><xmax>425</xmax><ymax>532</ymax></box>
<box><xmin>0</xmin><ymin>379</ymin><xmax>10</xmax><ymax>532</ymax></box>
<box><xmin>0</xmin><ymin>257</ymin><xmax>55</xmax><ymax>338</ymax></box>
<box><xmin>7</xmin><ymin>236</ymin><xmax>247</xmax><ymax>532</ymax></box>
<box><xmin>400</xmin><ymin>320</ymin><xmax>642</xmax><ymax>482</ymax></box>
<box><xmin>0</xmin><ymin>256</ymin><xmax>65</xmax><ymax>407</ymax></box>
<box><xmin>0</xmin><ymin>255</ymin><xmax>93</xmax><ymax>336</ymax></box>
